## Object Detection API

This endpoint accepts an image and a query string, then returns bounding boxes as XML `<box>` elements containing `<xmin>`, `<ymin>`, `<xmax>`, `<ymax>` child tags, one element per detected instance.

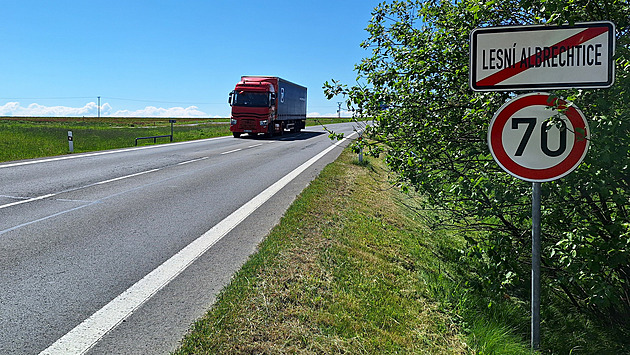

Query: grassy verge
<box><xmin>174</xmin><ymin>149</ymin><xmax>531</xmax><ymax>354</ymax></box>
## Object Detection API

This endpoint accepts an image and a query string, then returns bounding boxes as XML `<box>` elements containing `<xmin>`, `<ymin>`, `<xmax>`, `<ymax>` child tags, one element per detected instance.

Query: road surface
<box><xmin>0</xmin><ymin>122</ymin><xmax>359</xmax><ymax>354</ymax></box>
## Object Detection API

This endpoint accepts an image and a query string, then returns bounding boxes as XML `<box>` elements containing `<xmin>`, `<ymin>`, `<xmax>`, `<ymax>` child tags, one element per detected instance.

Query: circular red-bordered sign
<box><xmin>488</xmin><ymin>92</ymin><xmax>589</xmax><ymax>182</ymax></box>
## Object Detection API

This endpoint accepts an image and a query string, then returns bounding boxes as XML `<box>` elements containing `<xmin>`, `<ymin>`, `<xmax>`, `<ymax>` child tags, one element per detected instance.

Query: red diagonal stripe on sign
<box><xmin>476</xmin><ymin>26</ymin><xmax>609</xmax><ymax>87</ymax></box>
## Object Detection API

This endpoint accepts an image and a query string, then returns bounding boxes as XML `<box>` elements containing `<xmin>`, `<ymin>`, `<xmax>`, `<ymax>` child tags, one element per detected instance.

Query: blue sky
<box><xmin>0</xmin><ymin>0</ymin><xmax>381</xmax><ymax>118</ymax></box>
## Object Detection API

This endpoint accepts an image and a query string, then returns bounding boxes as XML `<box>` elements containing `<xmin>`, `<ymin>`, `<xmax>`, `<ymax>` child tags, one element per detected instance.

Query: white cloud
<box><xmin>112</xmin><ymin>106</ymin><xmax>207</xmax><ymax>117</ymax></box>
<box><xmin>0</xmin><ymin>102</ymin><xmax>208</xmax><ymax>118</ymax></box>
<box><xmin>0</xmin><ymin>101</ymin><xmax>108</xmax><ymax>117</ymax></box>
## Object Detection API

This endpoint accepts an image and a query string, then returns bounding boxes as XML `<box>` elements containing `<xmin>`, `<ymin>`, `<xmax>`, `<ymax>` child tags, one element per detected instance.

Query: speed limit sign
<box><xmin>488</xmin><ymin>92</ymin><xmax>589</xmax><ymax>182</ymax></box>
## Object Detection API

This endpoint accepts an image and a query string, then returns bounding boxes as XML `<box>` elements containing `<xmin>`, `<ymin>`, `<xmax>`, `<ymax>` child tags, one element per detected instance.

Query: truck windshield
<box><xmin>232</xmin><ymin>92</ymin><xmax>269</xmax><ymax>107</ymax></box>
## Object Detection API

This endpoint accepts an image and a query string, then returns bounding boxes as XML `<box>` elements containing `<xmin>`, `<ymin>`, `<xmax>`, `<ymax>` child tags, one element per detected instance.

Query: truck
<box><xmin>228</xmin><ymin>76</ymin><xmax>307</xmax><ymax>138</ymax></box>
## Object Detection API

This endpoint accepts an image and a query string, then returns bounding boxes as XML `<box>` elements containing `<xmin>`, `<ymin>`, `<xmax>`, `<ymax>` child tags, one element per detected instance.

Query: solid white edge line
<box><xmin>39</xmin><ymin>132</ymin><xmax>356</xmax><ymax>355</ymax></box>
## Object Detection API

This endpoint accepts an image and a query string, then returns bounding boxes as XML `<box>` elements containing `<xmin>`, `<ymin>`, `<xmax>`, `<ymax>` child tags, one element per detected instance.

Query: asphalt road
<box><xmin>0</xmin><ymin>122</ymin><xmax>359</xmax><ymax>354</ymax></box>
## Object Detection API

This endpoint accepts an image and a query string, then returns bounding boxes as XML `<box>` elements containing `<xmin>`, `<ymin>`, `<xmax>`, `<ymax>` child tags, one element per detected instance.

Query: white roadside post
<box><xmin>68</xmin><ymin>131</ymin><xmax>74</xmax><ymax>153</ymax></box>
<box><xmin>358</xmin><ymin>133</ymin><xmax>363</xmax><ymax>163</ymax></box>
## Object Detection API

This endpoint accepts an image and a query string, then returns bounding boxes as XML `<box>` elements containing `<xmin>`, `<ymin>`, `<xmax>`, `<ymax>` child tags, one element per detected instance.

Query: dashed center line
<box><xmin>220</xmin><ymin>148</ymin><xmax>242</xmax><ymax>155</ymax></box>
<box><xmin>0</xmin><ymin>169</ymin><xmax>163</xmax><ymax>210</ymax></box>
<box><xmin>221</xmin><ymin>142</ymin><xmax>265</xmax><ymax>155</ymax></box>
<box><xmin>0</xmin><ymin>155</ymin><xmax>213</xmax><ymax>210</ymax></box>
<box><xmin>0</xmin><ymin>193</ymin><xmax>58</xmax><ymax>210</ymax></box>
<box><xmin>177</xmin><ymin>157</ymin><xmax>209</xmax><ymax>165</ymax></box>
<box><xmin>94</xmin><ymin>169</ymin><xmax>161</xmax><ymax>185</ymax></box>
<box><xmin>1</xmin><ymin>142</ymin><xmax>265</xmax><ymax>210</ymax></box>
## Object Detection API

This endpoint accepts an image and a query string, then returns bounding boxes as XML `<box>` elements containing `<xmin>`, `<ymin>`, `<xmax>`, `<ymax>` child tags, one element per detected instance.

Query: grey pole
<box><xmin>98</xmin><ymin>96</ymin><xmax>101</xmax><ymax>118</ymax></box>
<box><xmin>532</xmin><ymin>182</ymin><xmax>542</xmax><ymax>350</ymax></box>
<box><xmin>169</xmin><ymin>120</ymin><xmax>176</xmax><ymax>142</ymax></box>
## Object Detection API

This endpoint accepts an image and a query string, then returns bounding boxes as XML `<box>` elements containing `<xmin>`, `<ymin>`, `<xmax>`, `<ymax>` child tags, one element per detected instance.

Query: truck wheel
<box><xmin>233</xmin><ymin>132</ymin><xmax>241</xmax><ymax>138</ymax></box>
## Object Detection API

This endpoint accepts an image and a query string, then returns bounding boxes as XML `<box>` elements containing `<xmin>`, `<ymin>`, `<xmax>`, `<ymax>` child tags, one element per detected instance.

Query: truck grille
<box><xmin>240</xmin><ymin>119</ymin><xmax>257</xmax><ymax>130</ymax></box>
<box><xmin>234</xmin><ymin>112</ymin><xmax>267</xmax><ymax>119</ymax></box>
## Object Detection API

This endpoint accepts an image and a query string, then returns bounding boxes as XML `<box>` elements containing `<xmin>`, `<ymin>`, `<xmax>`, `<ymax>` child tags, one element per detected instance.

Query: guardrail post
<box><xmin>169</xmin><ymin>120</ymin><xmax>176</xmax><ymax>142</ymax></box>
<box><xmin>135</xmin><ymin>135</ymin><xmax>174</xmax><ymax>146</ymax></box>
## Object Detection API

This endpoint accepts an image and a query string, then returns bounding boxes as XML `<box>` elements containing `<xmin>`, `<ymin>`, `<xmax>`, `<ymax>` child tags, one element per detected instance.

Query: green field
<box><xmin>0</xmin><ymin>117</ymin><xmax>349</xmax><ymax>163</ymax></box>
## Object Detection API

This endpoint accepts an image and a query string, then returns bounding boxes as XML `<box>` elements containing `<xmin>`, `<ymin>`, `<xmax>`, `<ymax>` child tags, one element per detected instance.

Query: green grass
<box><xmin>0</xmin><ymin>118</ymin><xmax>231</xmax><ymax>162</ymax></box>
<box><xmin>174</xmin><ymin>149</ymin><xmax>530</xmax><ymax>354</ymax></box>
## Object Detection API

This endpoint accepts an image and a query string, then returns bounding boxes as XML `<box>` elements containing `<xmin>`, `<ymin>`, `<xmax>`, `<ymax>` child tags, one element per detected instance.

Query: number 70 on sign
<box><xmin>488</xmin><ymin>92</ymin><xmax>589</xmax><ymax>182</ymax></box>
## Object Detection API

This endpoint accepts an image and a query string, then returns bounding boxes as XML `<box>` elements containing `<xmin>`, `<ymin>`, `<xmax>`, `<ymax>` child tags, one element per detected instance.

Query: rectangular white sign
<box><xmin>470</xmin><ymin>22</ymin><xmax>615</xmax><ymax>91</ymax></box>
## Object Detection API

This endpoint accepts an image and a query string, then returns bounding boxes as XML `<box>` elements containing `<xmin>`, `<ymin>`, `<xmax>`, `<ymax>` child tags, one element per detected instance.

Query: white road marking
<box><xmin>94</xmin><ymin>169</ymin><xmax>161</xmax><ymax>185</ymax></box>
<box><xmin>39</xmin><ymin>132</ymin><xmax>356</xmax><ymax>355</ymax></box>
<box><xmin>177</xmin><ymin>157</ymin><xmax>209</xmax><ymax>165</ymax></box>
<box><xmin>1</xmin><ymin>166</ymin><xmax>184</xmax><ymax>236</ymax></box>
<box><xmin>0</xmin><ymin>194</ymin><xmax>30</xmax><ymax>200</ymax></box>
<box><xmin>0</xmin><ymin>168</ymin><xmax>162</xmax><ymax>210</ymax></box>
<box><xmin>1</xmin><ymin>154</ymin><xmax>210</xmax><ymax>210</ymax></box>
<box><xmin>0</xmin><ymin>193</ymin><xmax>57</xmax><ymax>210</ymax></box>
<box><xmin>222</xmin><ymin>142</ymin><xmax>265</xmax><ymax>155</ymax></box>
<box><xmin>220</xmin><ymin>148</ymin><xmax>242</xmax><ymax>155</ymax></box>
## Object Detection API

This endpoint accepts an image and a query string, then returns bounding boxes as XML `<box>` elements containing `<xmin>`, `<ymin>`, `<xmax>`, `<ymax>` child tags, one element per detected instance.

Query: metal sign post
<box><xmin>531</xmin><ymin>182</ymin><xmax>541</xmax><ymax>349</ymax></box>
